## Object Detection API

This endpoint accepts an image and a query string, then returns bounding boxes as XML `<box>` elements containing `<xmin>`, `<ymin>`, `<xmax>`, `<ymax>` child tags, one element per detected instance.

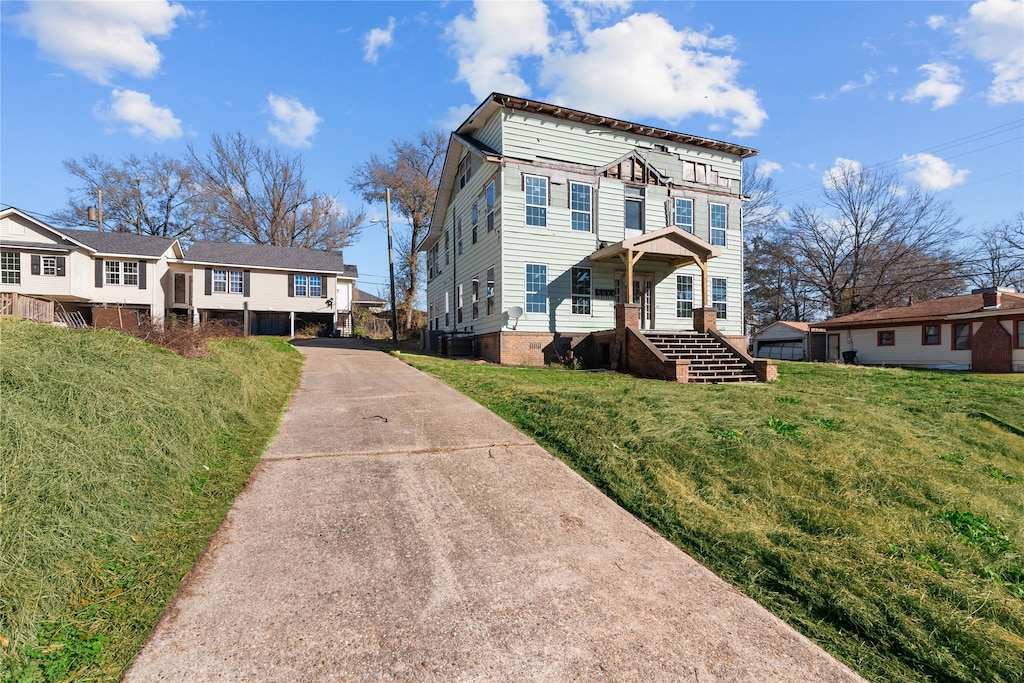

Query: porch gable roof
<box><xmin>589</xmin><ymin>226</ymin><xmax>720</xmax><ymax>268</ymax></box>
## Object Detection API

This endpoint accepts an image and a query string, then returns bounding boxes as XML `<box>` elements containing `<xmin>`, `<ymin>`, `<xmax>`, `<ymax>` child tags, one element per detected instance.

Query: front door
<box><xmin>632</xmin><ymin>273</ymin><xmax>654</xmax><ymax>329</ymax></box>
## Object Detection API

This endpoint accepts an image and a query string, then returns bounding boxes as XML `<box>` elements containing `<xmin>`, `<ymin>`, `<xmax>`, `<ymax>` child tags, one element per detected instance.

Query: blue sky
<box><xmin>2</xmin><ymin>0</ymin><xmax>1022</xmax><ymax>296</ymax></box>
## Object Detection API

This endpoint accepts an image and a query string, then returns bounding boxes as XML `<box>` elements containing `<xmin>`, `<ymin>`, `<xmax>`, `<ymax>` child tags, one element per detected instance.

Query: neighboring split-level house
<box><xmin>819</xmin><ymin>288</ymin><xmax>1024</xmax><ymax>372</ymax></box>
<box><xmin>418</xmin><ymin>93</ymin><xmax>774</xmax><ymax>382</ymax></box>
<box><xmin>0</xmin><ymin>207</ymin><xmax>358</xmax><ymax>336</ymax></box>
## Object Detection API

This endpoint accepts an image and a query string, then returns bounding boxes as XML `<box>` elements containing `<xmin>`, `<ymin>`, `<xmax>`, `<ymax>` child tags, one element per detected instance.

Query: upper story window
<box><xmin>526</xmin><ymin>263</ymin><xmax>547</xmax><ymax>313</ymax></box>
<box><xmin>710</xmin><ymin>203</ymin><xmax>727</xmax><ymax>246</ymax></box>
<box><xmin>42</xmin><ymin>257</ymin><xmax>56</xmax><ymax>276</ymax></box>
<box><xmin>456</xmin><ymin>217</ymin><xmax>463</xmax><ymax>255</ymax></box>
<box><xmin>486</xmin><ymin>180</ymin><xmax>496</xmax><ymax>231</ymax></box>
<box><xmin>676</xmin><ymin>275</ymin><xmax>693</xmax><ymax>318</ymax></box>
<box><xmin>213</xmin><ymin>269</ymin><xmax>229</xmax><ymax>293</ymax></box>
<box><xmin>674</xmin><ymin>198</ymin><xmax>694</xmax><ymax>233</ymax></box>
<box><xmin>106</xmin><ymin>260</ymin><xmax>138</xmax><ymax>286</ymax></box>
<box><xmin>712</xmin><ymin>277</ymin><xmax>727</xmax><ymax>319</ymax></box>
<box><xmin>294</xmin><ymin>274</ymin><xmax>308</xmax><ymax>297</ymax></box>
<box><xmin>571</xmin><ymin>267</ymin><xmax>591</xmax><ymax>315</ymax></box>
<box><xmin>458</xmin><ymin>155</ymin><xmax>472</xmax><ymax>188</ymax></box>
<box><xmin>1</xmin><ymin>251</ymin><xmax>20</xmax><ymax>284</ymax></box>
<box><xmin>471</xmin><ymin>201</ymin><xmax>479</xmax><ymax>244</ymax></box>
<box><xmin>486</xmin><ymin>266</ymin><xmax>495</xmax><ymax>316</ymax></box>
<box><xmin>624</xmin><ymin>186</ymin><xmax>645</xmax><ymax>233</ymax></box>
<box><xmin>444</xmin><ymin>231</ymin><xmax>450</xmax><ymax>265</ymax></box>
<box><xmin>309</xmin><ymin>275</ymin><xmax>323</xmax><ymax>298</ymax></box>
<box><xmin>570</xmin><ymin>183</ymin><xmax>592</xmax><ymax>232</ymax></box>
<box><xmin>524</xmin><ymin>175</ymin><xmax>548</xmax><ymax>227</ymax></box>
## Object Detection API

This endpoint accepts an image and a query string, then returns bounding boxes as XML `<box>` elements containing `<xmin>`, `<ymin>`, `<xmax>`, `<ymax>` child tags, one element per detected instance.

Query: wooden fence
<box><xmin>0</xmin><ymin>292</ymin><xmax>55</xmax><ymax>324</ymax></box>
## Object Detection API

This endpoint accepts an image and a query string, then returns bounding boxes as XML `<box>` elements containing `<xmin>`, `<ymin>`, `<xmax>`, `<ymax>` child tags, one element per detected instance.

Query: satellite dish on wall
<box><xmin>506</xmin><ymin>305</ymin><xmax>523</xmax><ymax>330</ymax></box>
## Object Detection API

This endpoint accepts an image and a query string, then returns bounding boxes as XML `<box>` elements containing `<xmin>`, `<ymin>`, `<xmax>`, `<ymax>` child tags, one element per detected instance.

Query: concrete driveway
<box><xmin>125</xmin><ymin>339</ymin><xmax>865</xmax><ymax>682</ymax></box>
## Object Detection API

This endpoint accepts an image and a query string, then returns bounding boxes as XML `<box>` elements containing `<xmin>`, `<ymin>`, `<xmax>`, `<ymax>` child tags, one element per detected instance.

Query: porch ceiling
<box><xmin>590</xmin><ymin>226</ymin><xmax>720</xmax><ymax>268</ymax></box>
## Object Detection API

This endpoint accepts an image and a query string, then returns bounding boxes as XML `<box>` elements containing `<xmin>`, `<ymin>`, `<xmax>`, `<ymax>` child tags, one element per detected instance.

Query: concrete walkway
<box><xmin>125</xmin><ymin>339</ymin><xmax>865</xmax><ymax>682</ymax></box>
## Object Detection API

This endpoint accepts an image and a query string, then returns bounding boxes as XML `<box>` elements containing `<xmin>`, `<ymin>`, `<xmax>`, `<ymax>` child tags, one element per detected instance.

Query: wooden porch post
<box><xmin>618</xmin><ymin>249</ymin><xmax>644</xmax><ymax>303</ymax></box>
<box><xmin>696</xmin><ymin>257</ymin><xmax>709</xmax><ymax>307</ymax></box>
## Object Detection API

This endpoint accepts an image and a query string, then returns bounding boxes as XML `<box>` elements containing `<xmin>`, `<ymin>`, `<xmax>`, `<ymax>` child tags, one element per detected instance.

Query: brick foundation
<box><xmin>496</xmin><ymin>331</ymin><xmax>590</xmax><ymax>366</ymax></box>
<box><xmin>693</xmin><ymin>307</ymin><xmax>717</xmax><ymax>333</ymax></box>
<box><xmin>972</xmin><ymin>319</ymin><xmax>1012</xmax><ymax>373</ymax></box>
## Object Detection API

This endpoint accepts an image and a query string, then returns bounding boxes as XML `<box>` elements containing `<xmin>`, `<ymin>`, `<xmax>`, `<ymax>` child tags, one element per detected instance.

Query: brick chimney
<box><xmin>982</xmin><ymin>290</ymin><xmax>1001</xmax><ymax>309</ymax></box>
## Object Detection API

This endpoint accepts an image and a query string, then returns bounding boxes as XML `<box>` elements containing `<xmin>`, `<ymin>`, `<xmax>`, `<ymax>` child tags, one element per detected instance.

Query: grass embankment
<box><xmin>0</xmin><ymin>319</ymin><xmax>303</xmax><ymax>681</ymax></box>
<box><xmin>402</xmin><ymin>354</ymin><xmax>1024</xmax><ymax>683</ymax></box>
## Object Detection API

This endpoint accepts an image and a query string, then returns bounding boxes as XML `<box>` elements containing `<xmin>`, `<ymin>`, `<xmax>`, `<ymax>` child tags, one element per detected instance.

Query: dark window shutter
<box><xmin>288</xmin><ymin>274</ymin><xmax>295</xmax><ymax>297</ymax></box>
<box><xmin>138</xmin><ymin>260</ymin><xmax>147</xmax><ymax>289</ymax></box>
<box><xmin>56</xmin><ymin>257</ymin><xmax>66</xmax><ymax>277</ymax></box>
<box><xmin>95</xmin><ymin>259</ymin><xmax>104</xmax><ymax>288</ymax></box>
<box><xmin>243</xmin><ymin>270</ymin><xmax>251</xmax><ymax>297</ymax></box>
<box><xmin>31</xmin><ymin>255</ymin><xmax>41</xmax><ymax>275</ymax></box>
<box><xmin>205</xmin><ymin>267</ymin><xmax>212</xmax><ymax>295</ymax></box>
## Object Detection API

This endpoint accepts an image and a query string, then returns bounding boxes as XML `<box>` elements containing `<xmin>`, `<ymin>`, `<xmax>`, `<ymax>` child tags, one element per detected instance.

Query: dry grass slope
<box><xmin>0</xmin><ymin>319</ymin><xmax>302</xmax><ymax>682</ymax></box>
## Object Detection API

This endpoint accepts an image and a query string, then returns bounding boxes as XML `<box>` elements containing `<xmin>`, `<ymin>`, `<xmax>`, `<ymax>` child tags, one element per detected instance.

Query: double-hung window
<box><xmin>486</xmin><ymin>180</ymin><xmax>496</xmax><ymax>231</ymax></box>
<box><xmin>710</xmin><ymin>203</ymin><xmax>727</xmax><ymax>246</ymax></box>
<box><xmin>570</xmin><ymin>183</ymin><xmax>592</xmax><ymax>232</ymax></box>
<box><xmin>294</xmin><ymin>274</ymin><xmax>308</xmax><ymax>297</ymax></box>
<box><xmin>457</xmin><ymin>284</ymin><xmax>464</xmax><ymax>323</ymax></box>
<box><xmin>42</xmin><ymin>257</ymin><xmax>57</xmax><ymax>276</ymax></box>
<box><xmin>526</xmin><ymin>263</ymin><xmax>547</xmax><ymax>313</ymax></box>
<box><xmin>676</xmin><ymin>275</ymin><xmax>693</xmax><ymax>318</ymax></box>
<box><xmin>471</xmin><ymin>278</ymin><xmax>479</xmax><ymax>320</ymax></box>
<box><xmin>456</xmin><ymin>217</ymin><xmax>463</xmax><ymax>255</ymax></box>
<box><xmin>230</xmin><ymin>271</ymin><xmax>244</xmax><ymax>294</ymax></box>
<box><xmin>309</xmin><ymin>275</ymin><xmax>323</xmax><ymax>298</ymax></box>
<box><xmin>1</xmin><ymin>251</ymin><xmax>20</xmax><ymax>284</ymax></box>
<box><xmin>674</xmin><ymin>198</ymin><xmax>694</xmax><ymax>233</ymax></box>
<box><xmin>711</xmin><ymin>277</ymin><xmax>727</xmax><ymax>319</ymax></box>
<box><xmin>953</xmin><ymin>323</ymin><xmax>971</xmax><ymax>350</ymax></box>
<box><xmin>525</xmin><ymin>175</ymin><xmax>547</xmax><ymax>227</ymax></box>
<box><xmin>571</xmin><ymin>267</ymin><xmax>591</xmax><ymax>315</ymax></box>
<box><xmin>486</xmin><ymin>267</ymin><xmax>495</xmax><ymax>316</ymax></box>
<box><xmin>106</xmin><ymin>260</ymin><xmax>138</xmax><ymax>286</ymax></box>
<box><xmin>922</xmin><ymin>324</ymin><xmax>940</xmax><ymax>345</ymax></box>
<box><xmin>213</xmin><ymin>269</ymin><xmax>229</xmax><ymax>293</ymax></box>
<box><xmin>471</xmin><ymin>202</ymin><xmax>479</xmax><ymax>244</ymax></box>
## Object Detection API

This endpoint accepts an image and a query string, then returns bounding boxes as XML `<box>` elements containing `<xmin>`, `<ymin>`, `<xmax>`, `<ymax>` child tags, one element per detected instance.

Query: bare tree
<box><xmin>783</xmin><ymin>162</ymin><xmax>964</xmax><ymax>316</ymax></box>
<box><xmin>53</xmin><ymin>153</ymin><xmax>200</xmax><ymax>238</ymax></box>
<box><xmin>351</xmin><ymin>130</ymin><xmax>446</xmax><ymax>333</ymax></box>
<box><xmin>741</xmin><ymin>162</ymin><xmax>783</xmax><ymax>239</ymax></box>
<box><xmin>189</xmin><ymin>132</ymin><xmax>363</xmax><ymax>249</ymax></box>
<box><xmin>969</xmin><ymin>214</ymin><xmax>1024</xmax><ymax>291</ymax></box>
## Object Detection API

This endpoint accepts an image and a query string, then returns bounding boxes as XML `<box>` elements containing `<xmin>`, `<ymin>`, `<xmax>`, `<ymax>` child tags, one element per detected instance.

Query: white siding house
<box><xmin>0</xmin><ymin>208</ymin><xmax>358</xmax><ymax>336</ymax></box>
<box><xmin>419</xmin><ymin>93</ymin><xmax>758</xmax><ymax>370</ymax></box>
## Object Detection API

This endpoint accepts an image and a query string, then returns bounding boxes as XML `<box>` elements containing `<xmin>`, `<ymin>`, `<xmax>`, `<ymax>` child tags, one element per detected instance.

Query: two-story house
<box><xmin>0</xmin><ymin>207</ymin><xmax>358</xmax><ymax>337</ymax></box>
<box><xmin>419</xmin><ymin>93</ymin><xmax>773</xmax><ymax>382</ymax></box>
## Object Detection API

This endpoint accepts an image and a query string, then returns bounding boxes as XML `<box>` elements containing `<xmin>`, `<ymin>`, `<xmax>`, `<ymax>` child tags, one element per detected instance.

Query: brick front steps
<box><xmin>644</xmin><ymin>330</ymin><xmax>760</xmax><ymax>383</ymax></box>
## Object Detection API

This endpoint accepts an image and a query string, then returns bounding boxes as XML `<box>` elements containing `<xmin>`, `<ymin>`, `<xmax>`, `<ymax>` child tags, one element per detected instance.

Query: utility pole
<box><xmin>385</xmin><ymin>187</ymin><xmax>398</xmax><ymax>346</ymax></box>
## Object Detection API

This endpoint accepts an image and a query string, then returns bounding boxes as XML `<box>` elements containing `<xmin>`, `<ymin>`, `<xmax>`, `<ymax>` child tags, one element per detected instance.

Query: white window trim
<box><xmin>712</xmin><ymin>276</ymin><xmax>728</xmax><ymax>319</ymax></box>
<box><xmin>571</xmin><ymin>266</ymin><xmax>592</xmax><ymax>315</ymax></box>
<box><xmin>710</xmin><ymin>202</ymin><xmax>727</xmax><ymax>246</ymax></box>
<box><xmin>524</xmin><ymin>174</ymin><xmax>548</xmax><ymax>228</ymax></box>
<box><xmin>676</xmin><ymin>275</ymin><xmax>693</xmax><ymax>318</ymax></box>
<box><xmin>213</xmin><ymin>269</ymin><xmax>229</xmax><ymax>293</ymax></box>
<box><xmin>569</xmin><ymin>182</ymin><xmax>592</xmax><ymax>233</ymax></box>
<box><xmin>1</xmin><ymin>251</ymin><xmax>20</xmax><ymax>284</ymax></box>
<box><xmin>675</xmin><ymin>198</ymin><xmax>694</xmax><ymax>234</ymax></box>
<box><xmin>525</xmin><ymin>263</ymin><xmax>547</xmax><ymax>313</ymax></box>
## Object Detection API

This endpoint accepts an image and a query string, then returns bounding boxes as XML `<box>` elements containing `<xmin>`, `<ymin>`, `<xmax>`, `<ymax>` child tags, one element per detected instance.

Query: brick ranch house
<box><xmin>819</xmin><ymin>287</ymin><xmax>1024</xmax><ymax>372</ymax></box>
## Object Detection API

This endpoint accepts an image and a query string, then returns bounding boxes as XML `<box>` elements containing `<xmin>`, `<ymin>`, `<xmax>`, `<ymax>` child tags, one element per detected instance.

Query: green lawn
<box><xmin>401</xmin><ymin>353</ymin><xmax>1024</xmax><ymax>683</ymax></box>
<box><xmin>0</xmin><ymin>319</ymin><xmax>303</xmax><ymax>682</ymax></box>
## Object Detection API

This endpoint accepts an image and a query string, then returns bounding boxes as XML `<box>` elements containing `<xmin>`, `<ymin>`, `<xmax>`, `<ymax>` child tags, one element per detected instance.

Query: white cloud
<box><xmin>363</xmin><ymin>17</ymin><xmax>396</xmax><ymax>63</ymax></box>
<box><xmin>839</xmin><ymin>70</ymin><xmax>877</xmax><ymax>93</ymax></box>
<box><xmin>558</xmin><ymin>0</ymin><xmax>631</xmax><ymax>33</ymax></box>
<box><xmin>759</xmin><ymin>160</ymin><xmax>783</xmax><ymax>176</ymax></box>
<box><xmin>926</xmin><ymin>14</ymin><xmax>948</xmax><ymax>29</ymax></box>
<box><xmin>902</xmin><ymin>153</ymin><xmax>970</xmax><ymax>190</ymax></box>
<box><xmin>14</xmin><ymin>0</ymin><xmax>187</xmax><ymax>84</ymax></box>
<box><xmin>954</xmin><ymin>0</ymin><xmax>1024</xmax><ymax>103</ymax></box>
<box><xmin>266</xmin><ymin>94</ymin><xmax>322</xmax><ymax>148</ymax></box>
<box><xmin>543</xmin><ymin>14</ymin><xmax>765</xmax><ymax>136</ymax></box>
<box><xmin>447</xmin><ymin>0</ymin><xmax>551</xmax><ymax>98</ymax></box>
<box><xmin>98</xmin><ymin>89</ymin><xmax>182</xmax><ymax>140</ymax></box>
<box><xmin>446</xmin><ymin>2</ymin><xmax>766</xmax><ymax>137</ymax></box>
<box><xmin>823</xmin><ymin>157</ymin><xmax>862</xmax><ymax>190</ymax></box>
<box><xmin>903</xmin><ymin>62</ymin><xmax>963</xmax><ymax>109</ymax></box>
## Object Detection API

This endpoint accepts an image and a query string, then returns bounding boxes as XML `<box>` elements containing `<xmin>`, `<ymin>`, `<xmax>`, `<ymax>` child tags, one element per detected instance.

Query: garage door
<box><xmin>756</xmin><ymin>340</ymin><xmax>804</xmax><ymax>361</ymax></box>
